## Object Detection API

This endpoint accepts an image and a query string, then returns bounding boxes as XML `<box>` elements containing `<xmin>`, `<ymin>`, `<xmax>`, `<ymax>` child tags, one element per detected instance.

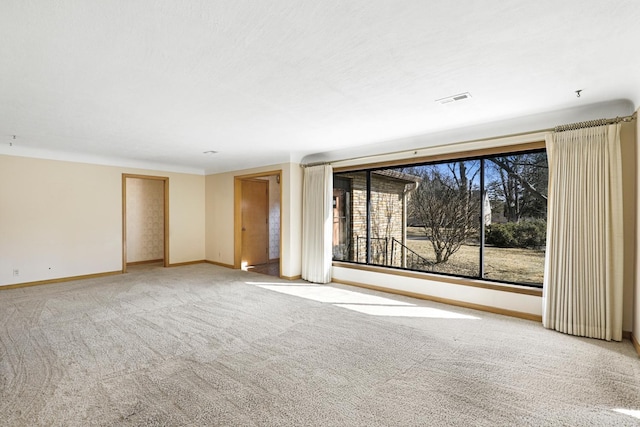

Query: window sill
<box><xmin>332</xmin><ymin>261</ymin><xmax>543</xmax><ymax>297</ymax></box>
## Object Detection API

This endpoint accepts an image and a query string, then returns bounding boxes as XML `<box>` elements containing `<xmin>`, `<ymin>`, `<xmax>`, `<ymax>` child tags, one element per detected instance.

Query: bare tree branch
<box><xmin>487</xmin><ymin>157</ymin><xmax>547</xmax><ymax>202</ymax></box>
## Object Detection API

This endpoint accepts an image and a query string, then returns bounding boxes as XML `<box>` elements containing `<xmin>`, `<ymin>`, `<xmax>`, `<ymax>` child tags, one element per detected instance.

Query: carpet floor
<box><xmin>0</xmin><ymin>263</ymin><xmax>639</xmax><ymax>426</ymax></box>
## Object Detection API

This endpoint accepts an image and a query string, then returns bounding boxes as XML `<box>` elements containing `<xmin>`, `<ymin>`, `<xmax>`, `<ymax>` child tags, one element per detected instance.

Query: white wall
<box><xmin>205</xmin><ymin>162</ymin><xmax>302</xmax><ymax>278</ymax></box>
<box><xmin>283</xmin><ymin>164</ymin><xmax>303</xmax><ymax>278</ymax></box>
<box><xmin>332</xmin><ymin>266</ymin><xmax>543</xmax><ymax>317</ymax></box>
<box><xmin>0</xmin><ymin>155</ymin><xmax>205</xmax><ymax>286</ymax></box>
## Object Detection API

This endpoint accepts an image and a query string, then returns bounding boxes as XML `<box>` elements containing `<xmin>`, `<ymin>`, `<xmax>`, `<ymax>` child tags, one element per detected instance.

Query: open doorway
<box><xmin>234</xmin><ymin>171</ymin><xmax>282</xmax><ymax>278</ymax></box>
<box><xmin>122</xmin><ymin>174</ymin><xmax>169</xmax><ymax>273</ymax></box>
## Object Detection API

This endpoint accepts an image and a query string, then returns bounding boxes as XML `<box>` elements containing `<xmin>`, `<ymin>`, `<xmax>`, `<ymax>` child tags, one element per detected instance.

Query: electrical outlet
<box><xmin>13</xmin><ymin>269</ymin><xmax>19</xmax><ymax>276</ymax></box>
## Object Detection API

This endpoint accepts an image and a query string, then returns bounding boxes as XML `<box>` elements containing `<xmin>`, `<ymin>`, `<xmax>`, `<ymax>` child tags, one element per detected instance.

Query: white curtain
<box><xmin>543</xmin><ymin>123</ymin><xmax>623</xmax><ymax>341</ymax></box>
<box><xmin>301</xmin><ymin>164</ymin><xmax>333</xmax><ymax>283</ymax></box>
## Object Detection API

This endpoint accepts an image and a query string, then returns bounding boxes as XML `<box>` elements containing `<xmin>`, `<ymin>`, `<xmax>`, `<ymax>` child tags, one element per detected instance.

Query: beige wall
<box><xmin>125</xmin><ymin>177</ymin><xmax>165</xmax><ymax>263</ymax></box>
<box><xmin>0</xmin><ymin>155</ymin><xmax>205</xmax><ymax>286</ymax></box>
<box><xmin>205</xmin><ymin>162</ymin><xmax>302</xmax><ymax>278</ymax></box>
<box><xmin>204</xmin><ymin>171</ymin><xmax>235</xmax><ymax>265</ymax></box>
<box><xmin>167</xmin><ymin>172</ymin><xmax>206</xmax><ymax>264</ymax></box>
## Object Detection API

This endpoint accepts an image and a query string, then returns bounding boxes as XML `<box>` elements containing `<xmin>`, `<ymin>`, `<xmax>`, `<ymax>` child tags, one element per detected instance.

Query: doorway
<box><xmin>122</xmin><ymin>174</ymin><xmax>169</xmax><ymax>273</ymax></box>
<box><xmin>234</xmin><ymin>171</ymin><xmax>282</xmax><ymax>277</ymax></box>
<box><xmin>241</xmin><ymin>179</ymin><xmax>269</xmax><ymax>266</ymax></box>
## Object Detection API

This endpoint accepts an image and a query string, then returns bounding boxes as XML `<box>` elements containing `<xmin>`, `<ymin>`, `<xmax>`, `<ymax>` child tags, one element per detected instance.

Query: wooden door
<box><xmin>241</xmin><ymin>179</ymin><xmax>269</xmax><ymax>266</ymax></box>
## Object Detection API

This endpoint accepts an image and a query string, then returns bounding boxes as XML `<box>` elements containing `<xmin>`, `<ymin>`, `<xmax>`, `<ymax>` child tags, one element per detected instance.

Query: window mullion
<box><xmin>366</xmin><ymin>170</ymin><xmax>372</xmax><ymax>264</ymax></box>
<box><xmin>480</xmin><ymin>158</ymin><xmax>485</xmax><ymax>279</ymax></box>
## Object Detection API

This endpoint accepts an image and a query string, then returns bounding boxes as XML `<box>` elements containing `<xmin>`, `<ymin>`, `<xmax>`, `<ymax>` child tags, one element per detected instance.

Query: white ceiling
<box><xmin>1</xmin><ymin>1</ymin><xmax>639</xmax><ymax>174</ymax></box>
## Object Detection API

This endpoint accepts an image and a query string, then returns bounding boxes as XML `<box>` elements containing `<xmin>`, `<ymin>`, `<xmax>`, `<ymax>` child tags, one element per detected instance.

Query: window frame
<box><xmin>332</xmin><ymin>142</ymin><xmax>547</xmax><ymax>288</ymax></box>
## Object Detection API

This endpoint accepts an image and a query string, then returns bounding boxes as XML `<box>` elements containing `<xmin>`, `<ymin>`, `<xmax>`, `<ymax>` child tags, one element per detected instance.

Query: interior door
<box><xmin>241</xmin><ymin>179</ymin><xmax>269</xmax><ymax>266</ymax></box>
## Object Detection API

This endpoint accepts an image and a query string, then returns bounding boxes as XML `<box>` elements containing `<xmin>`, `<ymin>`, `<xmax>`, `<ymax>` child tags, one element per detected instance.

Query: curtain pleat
<box><xmin>301</xmin><ymin>165</ymin><xmax>333</xmax><ymax>284</ymax></box>
<box><xmin>543</xmin><ymin>124</ymin><xmax>623</xmax><ymax>341</ymax></box>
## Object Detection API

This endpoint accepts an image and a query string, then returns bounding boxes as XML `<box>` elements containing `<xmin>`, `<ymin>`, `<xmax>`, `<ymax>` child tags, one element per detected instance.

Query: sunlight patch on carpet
<box><xmin>248</xmin><ymin>281</ymin><xmax>479</xmax><ymax>319</ymax></box>
<box><xmin>250</xmin><ymin>283</ymin><xmax>412</xmax><ymax>306</ymax></box>
<box><xmin>613</xmin><ymin>408</ymin><xmax>640</xmax><ymax>420</ymax></box>
<box><xmin>334</xmin><ymin>304</ymin><xmax>480</xmax><ymax>319</ymax></box>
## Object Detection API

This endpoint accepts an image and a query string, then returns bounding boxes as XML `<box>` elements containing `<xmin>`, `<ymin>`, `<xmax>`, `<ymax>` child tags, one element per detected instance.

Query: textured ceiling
<box><xmin>1</xmin><ymin>1</ymin><xmax>639</xmax><ymax>174</ymax></box>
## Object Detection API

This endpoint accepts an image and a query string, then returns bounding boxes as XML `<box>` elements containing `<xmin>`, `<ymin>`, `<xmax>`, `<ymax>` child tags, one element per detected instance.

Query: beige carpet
<box><xmin>1</xmin><ymin>263</ymin><xmax>639</xmax><ymax>426</ymax></box>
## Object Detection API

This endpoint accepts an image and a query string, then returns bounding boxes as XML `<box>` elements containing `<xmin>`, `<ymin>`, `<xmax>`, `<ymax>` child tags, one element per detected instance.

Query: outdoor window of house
<box><xmin>332</xmin><ymin>148</ymin><xmax>548</xmax><ymax>287</ymax></box>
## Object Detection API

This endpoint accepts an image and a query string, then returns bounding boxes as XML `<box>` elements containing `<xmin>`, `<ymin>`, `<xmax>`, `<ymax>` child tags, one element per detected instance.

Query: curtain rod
<box><xmin>554</xmin><ymin>112</ymin><xmax>636</xmax><ymax>133</ymax></box>
<box><xmin>300</xmin><ymin>112</ymin><xmax>637</xmax><ymax>168</ymax></box>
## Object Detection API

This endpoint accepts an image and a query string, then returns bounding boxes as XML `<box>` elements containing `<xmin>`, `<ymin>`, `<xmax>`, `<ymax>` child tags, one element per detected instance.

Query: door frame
<box><xmin>234</xmin><ymin>170</ymin><xmax>282</xmax><ymax>273</ymax></box>
<box><xmin>122</xmin><ymin>174</ymin><xmax>170</xmax><ymax>273</ymax></box>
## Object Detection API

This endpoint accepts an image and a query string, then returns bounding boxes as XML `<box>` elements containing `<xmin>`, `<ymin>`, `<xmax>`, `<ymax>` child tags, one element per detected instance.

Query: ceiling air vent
<box><xmin>436</xmin><ymin>92</ymin><xmax>472</xmax><ymax>104</ymax></box>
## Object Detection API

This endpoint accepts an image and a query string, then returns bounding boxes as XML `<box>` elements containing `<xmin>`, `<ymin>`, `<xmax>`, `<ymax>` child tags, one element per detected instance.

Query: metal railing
<box><xmin>390</xmin><ymin>238</ymin><xmax>433</xmax><ymax>271</ymax></box>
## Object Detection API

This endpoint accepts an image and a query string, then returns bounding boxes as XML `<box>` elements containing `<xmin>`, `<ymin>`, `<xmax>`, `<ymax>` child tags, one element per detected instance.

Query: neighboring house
<box><xmin>333</xmin><ymin>170</ymin><xmax>420</xmax><ymax>267</ymax></box>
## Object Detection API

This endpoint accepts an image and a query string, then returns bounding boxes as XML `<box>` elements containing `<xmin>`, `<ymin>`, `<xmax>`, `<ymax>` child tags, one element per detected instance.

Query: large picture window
<box><xmin>332</xmin><ymin>148</ymin><xmax>548</xmax><ymax>287</ymax></box>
